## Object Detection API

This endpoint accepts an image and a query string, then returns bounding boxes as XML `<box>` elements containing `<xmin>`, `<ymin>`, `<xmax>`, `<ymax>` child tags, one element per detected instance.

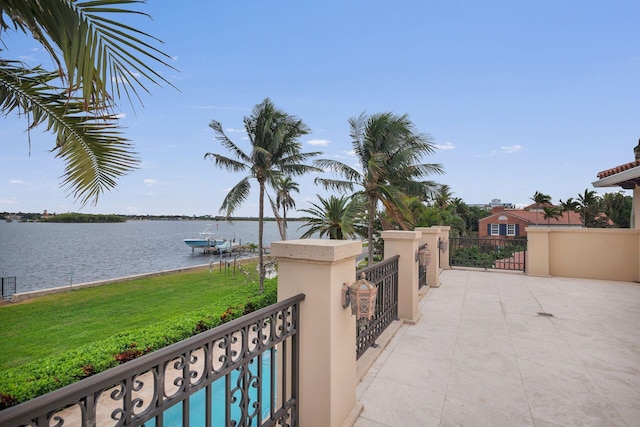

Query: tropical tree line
<box><xmin>529</xmin><ymin>190</ymin><xmax>633</xmax><ymax>228</ymax></box>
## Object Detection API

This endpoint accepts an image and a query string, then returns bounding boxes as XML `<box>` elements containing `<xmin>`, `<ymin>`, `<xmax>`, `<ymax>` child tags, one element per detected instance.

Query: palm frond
<box><xmin>208</xmin><ymin>120</ymin><xmax>251</xmax><ymax>163</ymax></box>
<box><xmin>203</xmin><ymin>153</ymin><xmax>248</xmax><ymax>173</ymax></box>
<box><xmin>279</xmin><ymin>163</ymin><xmax>323</xmax><ymax>177</ymax></box>
<box><xmin>266</xmin><ymin>191</ymin><xmax>287</xmax><ymax>240</ymax></box>
<box><xmin>314</xmin><ymin>177</ymin><xmax>355</xmax><ymax>193</ymax></box>
<box><xmin>313</xmin><ymin>159</ymin><xmax>362</xmax><ymax>183</ymax></box>
<box><xmin>0</xmin><ymin>59</ymin><xmax>138</xmax><ymax>205</ymax></box>
<box><xmin>220</xmin><ymin>177</ymin><xmax>251</xmax><ymax>218</ymax></box>
<box><xmin>2</xmin><ymin>0</ymin><xmax>177</xmax><ymax>108</ymax></box>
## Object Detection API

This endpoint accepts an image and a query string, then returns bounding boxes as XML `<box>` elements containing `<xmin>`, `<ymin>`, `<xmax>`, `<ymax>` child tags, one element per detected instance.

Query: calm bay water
<box><xmin>0</xmin><ymin>220</ymin><xmax>307</xmax><ymax>294</ymax></box>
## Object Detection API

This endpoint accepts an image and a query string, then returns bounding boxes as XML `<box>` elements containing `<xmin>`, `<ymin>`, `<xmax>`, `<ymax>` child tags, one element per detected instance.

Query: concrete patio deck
<box><xmin>354</xmin><ymin>269</ymin><xmax>640</xmax><ymax>427</ymax></box>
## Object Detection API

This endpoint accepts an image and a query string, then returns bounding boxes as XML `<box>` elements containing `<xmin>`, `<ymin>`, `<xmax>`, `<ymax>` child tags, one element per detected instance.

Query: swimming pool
<box><xmin>144</xmin><ymin>349</ymin><xmax>274</xmax><ymax>427</ymax></box>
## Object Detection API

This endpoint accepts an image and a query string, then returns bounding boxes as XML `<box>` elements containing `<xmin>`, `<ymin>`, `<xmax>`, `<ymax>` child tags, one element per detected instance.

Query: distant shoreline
<box><xmin>3</xmin><ymin>214</ymin><xmax>304</xmax><ymax>223</ymax></box>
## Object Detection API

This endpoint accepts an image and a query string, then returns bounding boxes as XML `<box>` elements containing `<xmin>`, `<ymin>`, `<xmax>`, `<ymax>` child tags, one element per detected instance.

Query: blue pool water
<box><xmin>144</xmin><ymin>349</ymin><xmax>274</xmax><ymax>427</ymax></box>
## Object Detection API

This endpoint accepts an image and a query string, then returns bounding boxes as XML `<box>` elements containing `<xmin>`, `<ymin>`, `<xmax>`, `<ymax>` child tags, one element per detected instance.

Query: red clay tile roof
<box><xmin>480</xmin><ymin>209</ymin><xmax>583</xmax><ymax>226</ymax></box>
<box><xmin>597</xmin><ymin>160</ymin><xmax>640</xmax><ymax>179</ymax></box>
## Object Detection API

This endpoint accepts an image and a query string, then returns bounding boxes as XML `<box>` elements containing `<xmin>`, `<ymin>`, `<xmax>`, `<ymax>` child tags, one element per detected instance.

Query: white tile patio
<box><xmin>354</xmin><ymin>269</ymin><xmax>640</xmax><ymax>427</ymax></box>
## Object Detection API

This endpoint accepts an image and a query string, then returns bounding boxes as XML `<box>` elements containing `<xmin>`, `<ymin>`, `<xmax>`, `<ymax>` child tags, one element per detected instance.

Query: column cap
<box><xmin>414</xmin><ymin>227</ymin><xmax>441</xmax><ymax>235</ymax></box>
<box><xmin>271</xmin><ymin>239</ymin><xmax>362</xmax><ymax>262</ymax></box>
<box><xmin>380</xmin><ymin>230</ymin><xmax>421</xmax><ymax>241</ymax></box>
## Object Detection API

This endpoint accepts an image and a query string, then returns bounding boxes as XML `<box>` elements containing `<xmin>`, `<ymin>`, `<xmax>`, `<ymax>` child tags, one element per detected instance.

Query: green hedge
<box><xmin>0</xmin><ymin>280</ymin><xmax>277</xmax><ymax>408</ymax></box>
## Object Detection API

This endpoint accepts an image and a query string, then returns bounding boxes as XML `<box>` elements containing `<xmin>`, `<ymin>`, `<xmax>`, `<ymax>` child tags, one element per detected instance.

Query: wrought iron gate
<box><xmin>449</xmin><ymin>237</ymin><xmax>527</xmax><ymax>272</ymax></box>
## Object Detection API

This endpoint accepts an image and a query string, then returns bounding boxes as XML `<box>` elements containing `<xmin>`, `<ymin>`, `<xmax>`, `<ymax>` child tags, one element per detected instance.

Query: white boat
<box><xmin>183</xmin><ymin>225</ymin><xmax>225</xmax><ymax>249</ymax></box>
<box><xmin>213</xmin><ymin>239</ymin><xmax>239</xmax><ymax>254</ymax></box>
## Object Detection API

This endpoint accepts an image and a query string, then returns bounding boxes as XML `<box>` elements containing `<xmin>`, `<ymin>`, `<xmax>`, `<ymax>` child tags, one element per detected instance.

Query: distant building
<box><xmin>478</xmin><ymin>205</ymin><xmax>583</xmax><ymax>238</ymax></box>
<box><xmin>469</xmin><ymin>198</ymin><xmax>515</xmax><ymax>209</ymax></box>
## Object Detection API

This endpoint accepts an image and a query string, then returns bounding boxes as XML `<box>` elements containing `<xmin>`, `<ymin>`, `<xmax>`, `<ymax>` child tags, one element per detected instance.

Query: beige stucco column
<box><xmin>272</xmin><ymin>239</ymin><xmax>362</xmax><ymax>427</ymax></box>
<box><xmin>525</xmin><ymin>227</ymin><xmax>550</xmax><ymax>277</ymax></box>
<box><xmin>381</xmin><ymin>230</ymin><xmax>421</xmax><ymax>323</ymax></box>
<box><xmin>633</xmin><ymin>186</ymin><xmax>640</xmax><ymax>229</ymax></box>
<box><xmin>433</xmin><ymin>225</ymin><xmax>451</xmax><ymax>269</ymax></box>
<box><xmin>415</xmin><ymin>227</ymin><xmax>441</xmax><ymax>288</ymax></box>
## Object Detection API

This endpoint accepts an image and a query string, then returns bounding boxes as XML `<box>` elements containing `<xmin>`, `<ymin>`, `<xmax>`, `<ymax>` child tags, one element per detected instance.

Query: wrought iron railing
<box><xmin>355</xmin><ymin>256</ymin><xmax>399</xmax><ymax>359</ymax></box>
<box><xmin>1</xmin><ymin>276</ymin><xmax>16</xmax><ymax>300</ymax></box>
<box><xmin>449</xmin><ymin>237</ymin><xmax>527</xmax><ymax>271</ymax></box>
<box><xmin>0</xmin><ymin>294</ymin><xmax>304</xmax><ymax>427</ymax></box>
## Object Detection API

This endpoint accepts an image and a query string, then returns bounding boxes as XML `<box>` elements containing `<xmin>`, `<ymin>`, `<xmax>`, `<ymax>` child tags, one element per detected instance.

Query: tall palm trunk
<box><xmin>258</xmin><ymin>180</ymin><xmax>266</xmax><ymax>292</ymax></box>
<box><xmin>367</xmin><ymin>195</ymin><xmax>376</xmax><ymax>265</ymax></box>
<box><xmin>282</xmin><ymin>206</ymin><xmax>288</xmax><ymax>240</ymax></box>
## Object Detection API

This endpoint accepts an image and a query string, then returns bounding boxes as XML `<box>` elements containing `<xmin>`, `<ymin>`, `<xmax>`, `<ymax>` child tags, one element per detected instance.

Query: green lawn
<box><xmin>0</xmin><ymin>263</ymin><xmax>262</xmax><ymax>370</ymax></box>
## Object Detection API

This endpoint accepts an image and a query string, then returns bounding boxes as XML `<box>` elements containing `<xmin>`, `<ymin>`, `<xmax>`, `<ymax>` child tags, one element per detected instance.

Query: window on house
<box><xmin>507</xmin><ymin>224</ymin><xmax>516</xmax><ymax>236</ymax></box>
<box><xmin>490</xmin><ymin>224</ymin><xmax>499</xmax><ymax>236</ymax></box>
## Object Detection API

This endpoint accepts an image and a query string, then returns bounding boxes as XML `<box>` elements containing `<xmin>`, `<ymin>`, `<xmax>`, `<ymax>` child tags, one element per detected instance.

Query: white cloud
<box><xmin>9</xmin><ymin>179</ymin><xmax>27</xmax><ymax>185</ymax></box>
<box><xmin>435</xmin><ymin>141</ymin><xmax>455</xmax><ymax>150</ymax></box>
<box><xmin>474</xmin><ymin>150</ymin><xmax>498</xmax><ymax>158</ymax></box>
<box><xmin>501</xmin><ymin>145</ymin><xmax>523</xmax><ymax>154</ymax></box>
<box><xmin>226</xmin><ymin>128</ymin><xmax>245</xmax><ymax>133</ymax></box>
<box><xmin>114</xmin><ymin>113</ymin><xmax>126</xmax><ymax>119</ymax></box>
<box><xmin>144</xmin><ymin>179</ymin><xmax>167</xmax><ymax>186</ymax></box>
<box><xmin>307</xmin><ymin>139</ymin><xmax>330</xmax><ymax>146</ymax></box>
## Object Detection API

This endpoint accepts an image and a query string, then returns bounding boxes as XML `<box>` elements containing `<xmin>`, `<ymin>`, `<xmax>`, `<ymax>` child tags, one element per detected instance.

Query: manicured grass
<box><xmin>0</xmin><ymin>263</ymin><xmax>262</xmax><ymax>370</ymax></box>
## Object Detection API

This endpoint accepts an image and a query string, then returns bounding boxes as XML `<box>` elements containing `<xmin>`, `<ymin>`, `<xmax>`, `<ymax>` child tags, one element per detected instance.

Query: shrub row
<box><xmin>0</xmin><ymin>280</ymin><xmax>277</xmax><ymax>409</ymax></box>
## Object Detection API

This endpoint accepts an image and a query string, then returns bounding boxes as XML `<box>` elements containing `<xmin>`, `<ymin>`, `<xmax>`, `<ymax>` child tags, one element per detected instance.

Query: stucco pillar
<box><xmin>415</xmin><ymin>227</ymin><xmax>441</xmax><ymax>288</ymax></box>
<box><xmin>525</xmin><ymin>228</ymin><xmax>550</xmax><ymax>277</ymax></box>
<box><xmin>434</xmin><ymin>225</ymin><xmax>451</xmax><ymax>269</ymax></box>
<box><xmin>272</xmin><ymin>239</ymin><xmax>362</xmax><ymax>427</ymax></box>
<box><xmin>633</xmin><ymin>186</ymin><xmax>640</xmax><ymax>229</ymax></box>
<box><xmin>381</xmin><ymin>230</ymin><xmax>421</xmax><ymax>323</ymax></box>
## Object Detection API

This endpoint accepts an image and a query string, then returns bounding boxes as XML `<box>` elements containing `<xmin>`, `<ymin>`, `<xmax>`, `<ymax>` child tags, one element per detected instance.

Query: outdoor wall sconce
<box><xmin>342</xmin><ymin>273</ymin><xmax>378</xmax><ymax>321</ymax></box>
<box><xmin>417</xmin><ymin>246</ymin><xmax>431</xmax><ymax>267</ymax></box>
<box><xmin>438</xmin><ymin>238</ymin><xmax>448</xmax><ymax>252</ymax></box>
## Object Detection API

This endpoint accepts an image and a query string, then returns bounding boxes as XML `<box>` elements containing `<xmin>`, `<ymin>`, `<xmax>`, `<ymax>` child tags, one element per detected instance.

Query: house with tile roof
<box><xmin>478</xmin><ymin>205</ymin><xmax>583</xmax><ymax>238</ymax></box>
<box><xmin>592</xmin><ymin>140</ymin><xmax>640</xmax><ymax>229</ymax></box>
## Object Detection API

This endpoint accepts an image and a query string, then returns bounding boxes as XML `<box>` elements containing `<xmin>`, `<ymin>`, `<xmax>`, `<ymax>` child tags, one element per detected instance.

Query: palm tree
<box><xmin>577</xmin><ymin>189</ymin><xmax>607</xmax><ymax>228</ymax></box>
<box><xmin>530</xmin><ymin>191</ymin><xmax>552</xmax><ymax>225</ymax></box>
<box><xmin>1</xmin><ymin>0</ymin><xmax>175</xmax><ymax>205</ymax></box>
<box><xmin>315</xmin><ymin>112</ymin><xmax>443</xmax><ymax>265</ymax></box>
<box><xmin>559</xmin><ymin>197</ymin><xmax>579</xmax><ymax>226</ymax></box>
<box><xmin>271</xmin><ymin>175</ymin><xmax>300</xmax><ymax>240</ymax></box>
<box><xmin>433</xmin><ymin>184</ymin><xmax>453</xmax><ymax>209</ymax></box>
<box><xmin>204</xmin><ymin>98</ymin><xmax>321</xmax><ymax>291</ymax></box>
<box><xmin>542</xmin><ymin>205</ymin><xmax>562</xmax><ymax>225</ymax></box>
<box><xmin>297</xmin><ymin>195</ymin><xmax>365</xmax><ymax>239</ymax></box>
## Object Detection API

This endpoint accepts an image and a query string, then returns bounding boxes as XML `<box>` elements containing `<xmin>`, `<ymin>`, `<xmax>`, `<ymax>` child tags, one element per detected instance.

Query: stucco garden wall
<box><xmin>527</xmin><ymin>227</ymin><xmax>640</xmax><ymax>282</ymax></box>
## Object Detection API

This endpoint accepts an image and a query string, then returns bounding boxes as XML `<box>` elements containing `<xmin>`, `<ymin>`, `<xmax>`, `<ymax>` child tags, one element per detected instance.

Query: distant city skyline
<box><xmin>2</xmin><ymin>1</ymin><xmax>638</xmax><ymax>216</ymax></box>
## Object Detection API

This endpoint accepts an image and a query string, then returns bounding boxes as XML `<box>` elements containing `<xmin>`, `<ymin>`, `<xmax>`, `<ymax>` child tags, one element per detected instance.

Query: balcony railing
<box><xmin>355</xmin><ymin>256</ymin><xmax>399</xmax><ymax>359</ymax></box>
<box><xmin>450</xmin><ymin>237</ymin><xmax>527</xmax><ymax>271</ymax></box>
<box><xmin>0</xmin><ymin>294</ymin><xmax>304</xmax><ymax>427</ymax></box>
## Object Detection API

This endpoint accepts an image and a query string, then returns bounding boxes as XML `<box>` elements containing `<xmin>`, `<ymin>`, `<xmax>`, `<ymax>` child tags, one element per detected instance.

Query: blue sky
<box><xmin>1</xmin><ymin>1</ymin><xmax>638</xmax><ymax>216</ymax></box>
